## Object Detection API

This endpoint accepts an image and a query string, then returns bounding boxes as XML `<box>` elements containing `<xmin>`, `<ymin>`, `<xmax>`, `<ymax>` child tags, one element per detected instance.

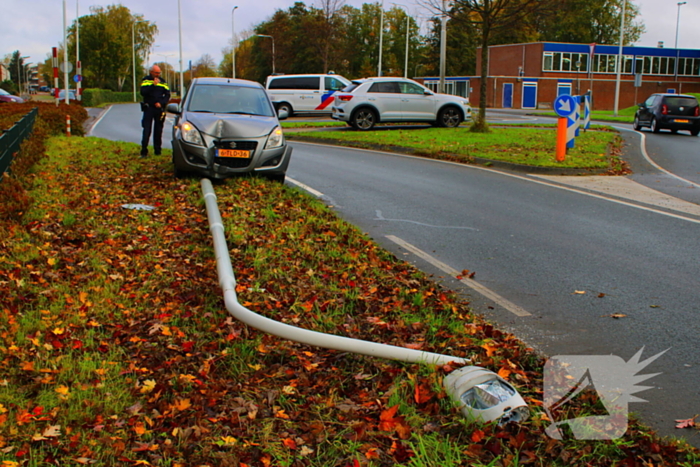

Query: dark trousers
<box><xmin>141</xmin><ymin>107</ymin><xmax>164</xmax><ymax>153</ymax></box>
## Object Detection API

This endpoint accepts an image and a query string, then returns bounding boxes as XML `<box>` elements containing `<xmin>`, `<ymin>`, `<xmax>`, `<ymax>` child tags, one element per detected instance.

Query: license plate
<box><xmin>217</xmin><ymin>148</ymin><xmax>250</xmax><ymax>158</ymax></box>
<box><xmin>674</xmin><ymin>119</ymin><xmax>689</xmax><ymax>123</ymax></box>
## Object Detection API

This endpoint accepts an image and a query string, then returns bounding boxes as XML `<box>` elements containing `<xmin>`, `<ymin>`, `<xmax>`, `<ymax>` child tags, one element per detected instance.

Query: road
<box><xmin>91</xmin><ymin>104</ymin><xmax>700</xmax><ymax>445</ymax></box>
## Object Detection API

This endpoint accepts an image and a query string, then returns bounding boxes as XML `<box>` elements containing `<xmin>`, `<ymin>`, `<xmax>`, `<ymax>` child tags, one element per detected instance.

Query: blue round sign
<box><xmin>553</xmin><ymin>94</ymin><xmax>577</xmax><ymax>118</ymax></box>
<box><xmin>73</xmin><ymin>75</ymin><xmax>82</xmax><ymax>83</ymax></box>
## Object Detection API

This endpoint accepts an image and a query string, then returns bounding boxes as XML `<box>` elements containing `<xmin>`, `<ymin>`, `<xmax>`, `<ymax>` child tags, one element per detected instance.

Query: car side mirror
<box><xmin>277</xmin><ymin>109</ymin><xmax>289</xmax><ymax>120</ymax></box>
<box><xmin>167</xmin><ymin>103</ymin><xmax>181</xmax><ymax>114</ymax></box>
<box><xmin>424</xmin><ymin>91</ymin><xmax>434</xmax><ymax>96</ymax></box>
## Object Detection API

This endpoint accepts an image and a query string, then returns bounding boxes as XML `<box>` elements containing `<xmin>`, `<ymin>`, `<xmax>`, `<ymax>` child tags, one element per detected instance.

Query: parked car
<box><xmin>0</xmin><ymin>88</ymin><xmax>24</xmax><ymax>103</ymax></box>
<box><xmin>265</xmin><ymin>73</ymin><xmax>351</xmax><ymax>116</ymax></box>
<box><xmin>39</xmin><ymin>86</ymin><xmax>50</xmax><ymax>92</ymax></box>
<box><xmin>167</xmin><ymin>77</ymin><xmax>291</xmax><ymax>181</ymax></box>
<box><xmin>633</xmin><ymin>93</ymin><xmax>700</xmax><ymax>136</ymax></box>
<box><xmin>58</xmin><ymin>89</ymin><xmax>77</xmax><ymax>101</ymax></box>
<box><xmin>331</xmin><ymin>77</ymin><xmax>472</xmax><ymax>130</ymax></box>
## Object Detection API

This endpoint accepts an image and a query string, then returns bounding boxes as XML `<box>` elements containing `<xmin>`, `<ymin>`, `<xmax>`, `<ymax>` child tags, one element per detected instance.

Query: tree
<box><xmin>422</xmin><ymin>0</ymin><xmax>557</xmax><ymax>132</ymax></box>
<box><xmin>536</xmin><ymin>0</ymin><xmax>644</xmax><ymax>45</ymax></box>
<box><xmin>193</xmin><ymin>54</ymin><xmax>218</xmax><ymax>78</ymax></box>
<box><xmin>66</xmin><ymin>5</ymin><xmax>158</xmax><ymax>91</ymax></box>
<box><xmin>7</xmin><ymin>51</ymin><xmax>29</xmax><ymax>91</ymax></box>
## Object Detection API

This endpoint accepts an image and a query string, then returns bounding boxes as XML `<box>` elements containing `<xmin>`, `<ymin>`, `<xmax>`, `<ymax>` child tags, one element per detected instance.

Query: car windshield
<box><xmin>187</xmin><ymin>84</ymin><xmax>274</xmax><ymax>117</ymax></box>
<box><xmin>0</xmin><ymin>89</ymin><xmax>10</xmax><ymax>96</ymax></box>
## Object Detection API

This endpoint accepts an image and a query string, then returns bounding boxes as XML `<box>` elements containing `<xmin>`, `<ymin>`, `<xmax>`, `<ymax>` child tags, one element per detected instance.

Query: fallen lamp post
<box><xmin>200</xmin><ymin>178</ymin><xmax>528</xmax><ymax>425</ymax></box>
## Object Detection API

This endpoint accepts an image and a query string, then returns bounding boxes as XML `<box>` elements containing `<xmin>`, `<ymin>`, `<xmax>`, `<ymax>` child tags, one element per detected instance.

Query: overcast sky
<box><xmin>3</xmin><ymin>0</ymin><xmax>698</xmax><ymax>71</ymax></box>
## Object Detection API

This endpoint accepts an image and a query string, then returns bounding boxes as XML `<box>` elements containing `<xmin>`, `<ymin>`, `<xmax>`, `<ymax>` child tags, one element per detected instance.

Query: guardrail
<box><xmin>0</xmin><ymin>107</ymin><xmax>38</xmax><ymax>182</ymax></box>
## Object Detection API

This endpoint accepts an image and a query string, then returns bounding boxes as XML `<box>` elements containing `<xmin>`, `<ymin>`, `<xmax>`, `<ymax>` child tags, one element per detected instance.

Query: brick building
<box><xmin>420</xmin><ymin>42</ymin><xmax>700</xmax><ymax>111</ymax></box>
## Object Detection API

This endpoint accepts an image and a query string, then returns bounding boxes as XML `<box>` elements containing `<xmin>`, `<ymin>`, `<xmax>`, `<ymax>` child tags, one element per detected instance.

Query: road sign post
<box><xmin>574</xmin><ymin>95</ymin><xmax>581</xmax><ymax>137</ymax></box>
<box><xmin>553</xmin><ymin>94</ymin><xmax>577</xmax><ymax>161</ymax></box>
<box><xmin>583</xmin><ymin>93</ymin><xmax>591</xmax><ymax>130</ymax></box>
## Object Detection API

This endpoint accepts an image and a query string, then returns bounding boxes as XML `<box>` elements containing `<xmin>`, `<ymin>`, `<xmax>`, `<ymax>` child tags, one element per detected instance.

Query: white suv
<box><xmin>331</xmin><ymin>77</ymin><xmax>471</xmax><ymax>130</ymax></box>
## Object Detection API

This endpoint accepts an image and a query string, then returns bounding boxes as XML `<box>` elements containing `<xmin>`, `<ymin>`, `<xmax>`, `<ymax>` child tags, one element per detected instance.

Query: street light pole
<box><xmin>675</xmin><ymin>2</ymin><xmax>687</xmax><ymax>49</ymax></box>
<box><xmin>613</xmin><ymin>0</ymin><xmax>626</xmax><ymax>117</ymax></box>
<box><xmin>256</xmin><ymin>34</ymin><xmax>275</xmax><ymax>75</ymax></box>
<box><xmin>76</xmin><ymin>0</ymin><xmax>81</xmax><ymax>101</ymax></box>
<box><xmin>378</xmin><ymin>1</ymin><xmax>384</xmax><ymax>77</ymax></box>
<box><xmin>439</xmin><ymin>0</ymin><xmax>448</xmax><ymax>94</ymax></box>
<box><xmin>63</xmin><ymin>0</ymin><xmax>69</xmax><ymax>104</ymax></box>
<box><xmin>178</xmin><ymin>0</ymin><xmax>184</xmax><ymax>97</ymax></box>
<box><xmin>132</xmin><ymin>20</ymin><xmax>146</xmax><ymax>102</ymax></box>
<box><xmin>231</xmin><ymin>6</ymin><xmax>238</xmax><ymax>79</ymax></box>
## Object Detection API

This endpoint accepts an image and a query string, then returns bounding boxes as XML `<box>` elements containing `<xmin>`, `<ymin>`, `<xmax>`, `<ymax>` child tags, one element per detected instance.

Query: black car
<box><xmin>633</xmin><ymin>93</ymin><xmax>700</xmax><ymax>136</ymax></box>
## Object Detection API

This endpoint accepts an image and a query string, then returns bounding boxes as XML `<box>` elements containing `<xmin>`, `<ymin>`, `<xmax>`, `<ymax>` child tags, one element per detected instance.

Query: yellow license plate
<box><xmin>674</xmin><ymin>119</ymin><xmax>689</xmax><ymax>123</ymax></box>
<box><xmin>217</xmin><ymin>149</ymin><xmax>250</xmax><ymax>158</ymax></box>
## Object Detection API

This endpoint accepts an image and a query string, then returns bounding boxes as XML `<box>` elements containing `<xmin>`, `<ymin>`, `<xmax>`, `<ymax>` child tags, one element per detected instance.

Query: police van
<box><xmin>265</xmin><ymin>73</ymin><xmax>351</xmax><ymax>116</ymax></box>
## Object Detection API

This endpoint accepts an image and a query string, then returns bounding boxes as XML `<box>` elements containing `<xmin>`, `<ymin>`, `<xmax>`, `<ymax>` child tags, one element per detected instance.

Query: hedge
<box><xmin>0</xmin><ymin>102</ymin><xmax>88</xmax><ymax>220</ymax></box>
<box><xmin>81</xmin><ymin>88</ymin><xmax>135</xmax><ymax>107</ymax></box>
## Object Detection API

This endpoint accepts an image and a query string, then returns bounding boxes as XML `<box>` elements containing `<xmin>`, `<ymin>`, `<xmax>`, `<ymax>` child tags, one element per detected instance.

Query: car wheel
<box><xmin>691</xmin><ymin>129</ymin><xmax>700</xmax><ymax>136</ymax></box>
<box><xmin>353</xmin><ymin>108</ymin><xmax>376</xmax><ymax>131</ymax></box>
<box><xmin>632</xmin><ymin>115</ymin><xmax>642</xmax><ymax>131</ymax></box>
<box><xmin>438</xmin><ymin>106</ymin><xmax>462</xmax><ymax>128</ymax></box>
<box><xmin>277</xmin><ymin>102</ymin><xmax>293</xmax><ymax>117</ymax></box>
<box><xmin>651</xmin><ymin>117</ymin><xmax>660</xmax><ymax>133</ymax></box>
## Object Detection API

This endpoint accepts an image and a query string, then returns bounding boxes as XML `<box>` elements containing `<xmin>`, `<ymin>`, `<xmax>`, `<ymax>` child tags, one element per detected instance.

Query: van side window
<box><xmin>269</xmin><ymin>77</ymin><xmax>319</xmax><ymax>90</ymax></box>
<box><xmin>325</xmin><ymin>77</ymin><xmax>345</xmax><ymax>91</ymax></box>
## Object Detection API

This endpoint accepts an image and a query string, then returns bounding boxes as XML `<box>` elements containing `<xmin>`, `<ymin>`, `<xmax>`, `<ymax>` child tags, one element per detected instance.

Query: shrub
<box><xmin>0</xmin><ymin>102</ymin><xmax>88</xmax><ymax>220</ymax></box>
<box><xmin>82</xmin><ymin>88</ymin><xmax>136</xmax><ymax>107</ymax></box>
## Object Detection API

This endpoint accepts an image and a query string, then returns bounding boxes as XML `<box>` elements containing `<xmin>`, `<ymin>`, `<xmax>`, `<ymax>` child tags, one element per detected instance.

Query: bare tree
<box><xmin>421</xmin><ymin>0</ymin><xmax>555</xmax><ymax>131</ymax></box>
<box><xmin>311</xmin><ymin>0</ymin><xmax>346</xmax><ymax>72</ymax></box>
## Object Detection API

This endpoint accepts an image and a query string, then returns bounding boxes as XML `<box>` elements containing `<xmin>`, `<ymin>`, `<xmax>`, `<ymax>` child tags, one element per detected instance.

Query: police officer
<box><xmin>140</xmin><ymin>65</ymin><xmax>170</xmax><ymax>157</ymax></box>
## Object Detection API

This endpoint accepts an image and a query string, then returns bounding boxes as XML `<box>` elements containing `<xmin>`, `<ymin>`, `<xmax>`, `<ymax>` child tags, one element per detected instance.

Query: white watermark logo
<box><xmin>543</xmin><ymin>348</ymin><xmax>667</xmax><ymax>440</ymax></box>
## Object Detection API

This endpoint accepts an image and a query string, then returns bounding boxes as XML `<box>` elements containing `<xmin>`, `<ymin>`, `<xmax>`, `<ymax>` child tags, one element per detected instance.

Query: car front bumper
<box><xmin>172</xmin><ymin>136</ymin><xmax>292</xmax><ymax>180</ymax></box>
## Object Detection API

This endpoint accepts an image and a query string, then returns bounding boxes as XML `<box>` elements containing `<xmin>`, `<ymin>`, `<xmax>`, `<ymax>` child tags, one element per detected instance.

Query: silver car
<box><xmin>331</xmin><ymin>77</ymin><xmax>472</xmax><ymax>130</ymax></box>
<box><xmin>167</xmin><ymin>78</ymin><xmax>291</xmax><ymax>182</ymax></box>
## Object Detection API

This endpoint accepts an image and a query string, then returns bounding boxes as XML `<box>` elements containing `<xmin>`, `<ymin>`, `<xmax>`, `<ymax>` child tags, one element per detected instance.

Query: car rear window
<box><xmin>663</xmin><ymin>97</ymin><xmax>698</xmax><ymax>107</ymax></box>
<box><xmin>341</xmin><ymin>83</ymin><xmax>361</xmax><ymax>92</ymax></box>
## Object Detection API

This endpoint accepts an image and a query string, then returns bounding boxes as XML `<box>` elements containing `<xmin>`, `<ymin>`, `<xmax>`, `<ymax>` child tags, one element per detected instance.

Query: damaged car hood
<box><xmin>185</xmin><ymin>112</ymin><xmax>277</xmax><ymax>139</ymax></box>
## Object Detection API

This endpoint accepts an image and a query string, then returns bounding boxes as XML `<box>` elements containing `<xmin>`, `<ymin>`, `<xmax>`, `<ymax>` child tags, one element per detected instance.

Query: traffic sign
<box><xmin>59</xmin><ymin>61</ymin><xmax>73</xmax><ymax>73</ymax></box>
<box><xmin>73</xmin><ymin>75</ymin><xmax>82</xmax><ymax>83</ymax></box>
<box><xmin>553</xmin><ymin>94</ymin><xmax>577</xmax><ymax>118</ymax></box>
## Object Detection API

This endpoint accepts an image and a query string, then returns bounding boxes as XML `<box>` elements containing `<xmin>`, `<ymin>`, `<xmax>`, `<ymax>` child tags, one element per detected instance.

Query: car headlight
<box><xmin>265</xmin><ymin>125</ymin><xmax>284</xmax><ymax>149</ymax></box>
<box><xmin>180</xmin><ymin>121</ymin><xmax>204</xmax><ymax>146</ymax></box>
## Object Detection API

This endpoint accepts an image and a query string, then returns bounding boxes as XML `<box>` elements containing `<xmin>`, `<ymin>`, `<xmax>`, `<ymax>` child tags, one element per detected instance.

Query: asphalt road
<box><xmin>91</xmin><ymin>105</ymin><xmax>700</xmax><ymax>445</ymax></box>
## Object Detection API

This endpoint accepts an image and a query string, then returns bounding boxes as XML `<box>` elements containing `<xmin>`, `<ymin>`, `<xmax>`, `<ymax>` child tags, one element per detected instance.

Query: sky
<box><xmin>2</xmin><ymin>0</ymin><xmax>698</xmax><ymax>72</ymax></box>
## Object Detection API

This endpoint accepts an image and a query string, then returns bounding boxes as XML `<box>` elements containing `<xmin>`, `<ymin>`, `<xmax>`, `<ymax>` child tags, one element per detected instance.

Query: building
<box><xmin>420</xmin><ymin>42</ymin><xmax>700</xmax><ymax>111</ymax></box>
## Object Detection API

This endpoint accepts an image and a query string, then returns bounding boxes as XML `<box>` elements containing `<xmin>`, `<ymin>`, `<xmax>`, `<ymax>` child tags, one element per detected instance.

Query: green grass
<box><xmin>2</xmin><ymin>135</ymin><xmax>699</xmax><ymax>465</ymax></box>
<box><xmin>541</xmin><ymin>104</ymin><xmax>638</xmax><ymax>123</ymax></box>
<box><xmin>286</xmin><ymin>126</ymin><xmax>619</xmax><ymax>169</ymax></box>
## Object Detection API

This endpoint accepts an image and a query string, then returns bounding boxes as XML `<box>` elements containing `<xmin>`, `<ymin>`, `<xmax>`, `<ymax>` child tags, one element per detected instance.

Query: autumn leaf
<box><xmin>471</xmin><ymin>429</ymin><xmax>485</xmax><ymax>443</ymax></box>
<box><xmin>497</xmin><ymin>367</ymin><xmax>512</xmax><ymax>380</ymax></box>
<box><xmin>282</xmin><ymin>438</ymin><xmax>297</xmax><ymax>449</ymax></box>
<box><xmin>140</xmin><ymin>379</ymin><xmax>156</xmax><ymax>394</ymax></box>
<box><xmin>675</xmin><ymin>417</ymin><xmax>697</xmax><ymax>429</ymax></box>
<box><xmin>173</xmin><ymin>398</ymin><xmax>191</xmax><ymax>412</ymax></box>
<box><xmin>43</xmin><ymin>425</ymin><xmax>61</xmax><ymax>438</ymax></box>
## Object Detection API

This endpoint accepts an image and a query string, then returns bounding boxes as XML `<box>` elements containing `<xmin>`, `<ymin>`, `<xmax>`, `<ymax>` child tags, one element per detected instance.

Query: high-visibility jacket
<box><xmin>140</xmin><ymin>74</ymin><xmax>170</xmax><ymax>109</ymax></box>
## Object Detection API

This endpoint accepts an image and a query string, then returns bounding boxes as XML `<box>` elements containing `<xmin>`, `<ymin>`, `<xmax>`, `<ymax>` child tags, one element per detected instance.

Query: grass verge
<box><xmin>1</xmin><ymin>135</ymin><xmax>699</xmax><ymax>465</ymax></box>
<box><xmin>285</xmin><ymin>126</ymin><xmax>621</xmax><ymax>170</ymax></box>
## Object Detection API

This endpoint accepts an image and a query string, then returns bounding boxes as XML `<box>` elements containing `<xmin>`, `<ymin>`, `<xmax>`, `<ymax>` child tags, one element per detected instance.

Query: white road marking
<box><xmin>375</xmin><ymin>210</ymin><xmax>478</xmax><ymax>230</ymax></box>
<box><xmin>86</xmin><ymin>105</ymin><xmax>112</xmax><ymax>136</ymax></box>
<box><xmin>613</xmin><ymin>126</ymin><xmax>700</xmax><ymax>189</ymax></box>
<box><xmin>286</xmin><ymin>176</ymin><xmax>324</xmax><ymax>198</ymax></box>
<box><xmin>385</xmin><ymin>235</ymin><xmax>532</xmax><ymax>317</ymax></box>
